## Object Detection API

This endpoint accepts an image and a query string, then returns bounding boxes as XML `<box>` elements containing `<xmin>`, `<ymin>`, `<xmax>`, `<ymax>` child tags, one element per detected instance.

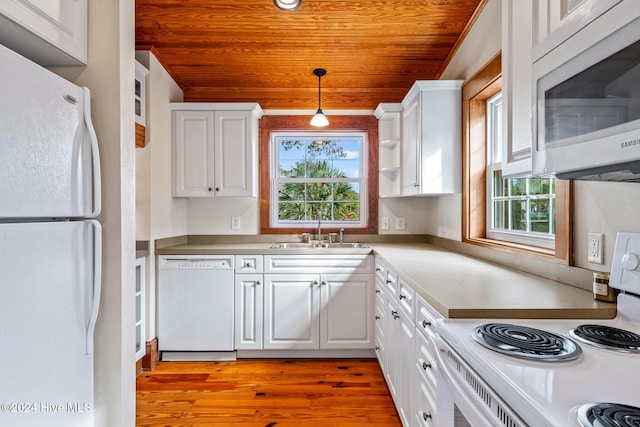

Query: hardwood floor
<box><xmin>136</xmin><ymin>358</ymin><xmax>402</xmax><ymax>427</ymax></box>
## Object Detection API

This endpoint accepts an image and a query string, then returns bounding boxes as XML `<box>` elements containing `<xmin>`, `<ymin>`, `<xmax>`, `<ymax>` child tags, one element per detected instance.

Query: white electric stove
<box><xmin>435</xmin><ymin>232</ymin><xmax>640</xmax><ymax>427</ymax></box>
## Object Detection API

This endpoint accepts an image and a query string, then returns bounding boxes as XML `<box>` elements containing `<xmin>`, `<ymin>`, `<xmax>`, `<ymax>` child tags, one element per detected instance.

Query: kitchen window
<box><xmin>462</xmin><ymin>53</ymin><xmax>572</xmax><ymax>263</ymax></box>
<box><xmin>270</xmin><ymin>133</ymin><xmax>367</xmax><ymax>229</ymax></box>
<box><xmin>486</xmin><ymin>93</ymin><xmax>556</xmax><ymax>250</ymax></box>
<box><xmin>259</xmin><ymin>115</ymin><xmax>378</xmax><ymax>234</ymax></box>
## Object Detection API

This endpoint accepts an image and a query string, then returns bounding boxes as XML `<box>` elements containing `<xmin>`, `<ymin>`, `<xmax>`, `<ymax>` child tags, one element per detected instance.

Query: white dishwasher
<box><xmin>158</xmin><ymin>255</ymin><xmax>235</xmax><ymax>360</ymax></box>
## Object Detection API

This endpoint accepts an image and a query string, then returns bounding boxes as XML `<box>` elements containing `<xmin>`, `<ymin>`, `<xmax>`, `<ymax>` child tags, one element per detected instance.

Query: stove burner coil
<box><xmin>577</xmin><ymin>402</ymin><xmax>640</xmax><ymax>427</ymax></box>
<box><xmin>471</xmin><ymin>323</ymin><xmax>582</xmax><ymax>362</ymax></box>
<box><xmin>570</xmin><ymin>325</ymin><xmax>640</xmax><ymax>353</ymax></box>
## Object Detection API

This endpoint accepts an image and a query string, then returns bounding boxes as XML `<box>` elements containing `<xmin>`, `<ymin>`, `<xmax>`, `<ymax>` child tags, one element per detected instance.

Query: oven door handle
<box><xmin>433</xmin><ymin>336</ymin><xmax>501</xmax><ymax>427</ymax></box>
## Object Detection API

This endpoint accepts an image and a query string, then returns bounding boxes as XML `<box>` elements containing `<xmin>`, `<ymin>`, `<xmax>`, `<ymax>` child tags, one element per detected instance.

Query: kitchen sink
<box><xmin>271</xmin><ymin>242</ymin><xmax>369</xmax><ymax>249</ymax></box>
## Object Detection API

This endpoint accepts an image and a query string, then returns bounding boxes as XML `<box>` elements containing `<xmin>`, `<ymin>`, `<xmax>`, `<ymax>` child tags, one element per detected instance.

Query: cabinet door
<box><xmin>214</xmin><ymin>110</ymin><xmax>255</xmax><ymax>197</ymax></box>
<box><xmin>402</xmin><ymin>94</ymin><xmax>421</xmax><ymax>195</ymax></box>
<box><xmin>173</xmin><ymin>110</ymin><xmax>216</xmax><ymax>197</ymax></box>
<box><xmin>319</xmin><ymin>274</ymin><xmax>374</xmax><ymax>349</ymax></box>
<box><xmin>0</xmin><ymin>0</ymin><xmax>87</xmax><ymax>65</ymax></box>
<box><xmin>264</xmin><ymin>274</ymin><xmax>319</xmax><ymax>349</ymax></box>
<box><xmin>501</xmin><ymin>0</ymin><xmax>534</xmax><ymax>178</ymax></box>
<box><xmin>396</xmin><ymin>307</ymin><xmax>416</xmax><ymax>427</ymax></box>
<box><xmin>234</xmin><ymin>274</ymin><xmax>263</xmax><ymax>349</ymax></box>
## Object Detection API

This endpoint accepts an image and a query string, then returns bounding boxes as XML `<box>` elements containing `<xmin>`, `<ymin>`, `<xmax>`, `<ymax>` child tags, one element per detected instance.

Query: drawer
<box><xmin>235</xmin><ymin>255</ymin><xmax>263</xmax><ymax>273</ymax></box>
<box><xmin>414</xmin><ymin>378</ymin><xmax>437</xmax><ymax>427</ymax></box>
<box><xmin>374</xmin><ymin>258</ymin><xmax>387</xmax><ymax>283</ymax></box>
<box><xmin>398</xmin><ymin>278</ymin><xmax>415</xmax><ymax>322</ymax></box>
<box><xmin>384</xmin><ymin>268</ymin><xmax>398</xmax><ymax>297</ymax></box>
<box><xmin>415</xmin><ymin>331</ymin><xmax>438</xmax><ymax>393</ymax></box>
<box><xmin>416</xmin><ymin>294</ymin><xmax>440</xmax><ymax>340</ymax></box>
<box><xmin>264</xmin><ymin>254</ymin><xmax>373</xmax><ymax>274</ymax></box>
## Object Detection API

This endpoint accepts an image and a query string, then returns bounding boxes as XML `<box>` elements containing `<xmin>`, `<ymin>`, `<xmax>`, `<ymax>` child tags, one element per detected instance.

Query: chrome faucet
<box><xmin>317</xmin><ymin>210</ymin><xmax>324</xmax><ymax>241</ymax></box>
<box><xmin>339</xmin><ymin>228</ymin><xmax>344</xmax><ymax>244</ymax></box>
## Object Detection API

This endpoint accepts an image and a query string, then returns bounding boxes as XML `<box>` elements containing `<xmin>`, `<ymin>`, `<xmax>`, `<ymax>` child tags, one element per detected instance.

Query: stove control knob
<box><xmin>621</xmin><ymin>253</ymin><xmax>640</xmax><ymax>272</ymax></box>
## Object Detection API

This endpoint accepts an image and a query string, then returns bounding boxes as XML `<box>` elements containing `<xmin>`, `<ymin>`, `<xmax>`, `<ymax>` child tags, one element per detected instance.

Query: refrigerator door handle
<box><xmin>86</xmin><ymin>219</ymin><xmax>102</xmax><ymax>354</ymax></box>
<box><xmin>83</xmin><ymin>87</ymin><xmax>102</xmax><ymax>218</ymax></box>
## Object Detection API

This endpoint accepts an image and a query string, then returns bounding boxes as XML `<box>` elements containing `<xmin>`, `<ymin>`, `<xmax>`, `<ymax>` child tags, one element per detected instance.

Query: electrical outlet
<box><xmin>231</xmin><ymin>216</ymin><xmax>241</xmax><ymax>230</ymax></box>
<box><xmin>396</xmin><ymin>217</ymin><xmax>406</xmax><ymax>231</ymax></box>
<box><xmin>381</xmin><ymin>217</ymin><xmax>390</xmax><ymax>230</ymax></box>
<box><xmin>588</xmin><ymin>232</ymin><xmax>603</xmax><ymax>264</ymax></box>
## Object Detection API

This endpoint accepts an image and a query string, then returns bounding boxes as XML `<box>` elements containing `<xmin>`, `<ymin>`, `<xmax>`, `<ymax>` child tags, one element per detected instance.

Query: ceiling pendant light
<box><xmin>273</xmin><ymin>0</ymin><xmax>301</xmax><ymax>11</ymax></box>
<box><xmin>310</xmin><ymin>68</ymin><xmax>329</xmax><ymax>127</ymax></box>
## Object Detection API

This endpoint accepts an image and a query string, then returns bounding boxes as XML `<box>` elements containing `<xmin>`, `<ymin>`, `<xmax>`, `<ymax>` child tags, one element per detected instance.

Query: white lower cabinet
<box><xmin>234</xmin><ymin>273</ymin><xmax>263</xmax><ymax>349</ymax></box>
<box><xmin>375</xmin><ymin>256</ymin><xmax>444</xmax><ymax>427</ymax></box>
<box><xmin>413</xmin><ymin>294</ymin><xmax>444</xmax><ymax>427</ymax></box>
<box><xmin>375</xmin><ymin>258</ymin><xmax>416</xmax><ymax>427</ymax></box>
<box><xmin>235</xmin><ymin>254</ymin><xmax>375</xmax><ymax>351</ymax></box>
<box><xmin>263</xmin><ymin>272</ymin><xmax>374</xmax><ymax>349</ymax></box>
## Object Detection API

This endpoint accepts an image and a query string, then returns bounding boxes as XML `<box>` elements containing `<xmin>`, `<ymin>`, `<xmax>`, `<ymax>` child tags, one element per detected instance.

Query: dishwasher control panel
<box><xmin>159</xmin><ymin>256</ymin><xmax>234</xmax><ymax>270</ymax></box>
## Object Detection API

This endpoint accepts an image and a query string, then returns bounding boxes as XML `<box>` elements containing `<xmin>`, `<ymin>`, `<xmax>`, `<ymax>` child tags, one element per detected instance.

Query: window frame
<box><xmin>259</xmin><ymin>115</ymin><xmax>379</xmax><ymax>235</ymax></box>
<box><xmin>462</xmin><ymin>53</ymin><xmax>573</xmax><ymax>264</ymax></box>
<box><xmin>269</xmin><ymin>131</ymin><xmax>368</xmax><ymax>229</ymax></box>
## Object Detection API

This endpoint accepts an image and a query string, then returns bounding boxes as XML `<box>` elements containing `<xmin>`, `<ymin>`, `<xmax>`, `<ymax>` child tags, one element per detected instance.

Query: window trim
<box><xmin>269</xmin><ymin>131</ymin><xmax>368</xmax><ymax>229</ymax></box>
<box><xmin>462</xmin><ymin>53</ymin><xmax>573</xmax><ymax>264</ymax></box>
<box><xmin>259</xmin><ymin>115</ymin><xmax>379</xmax><ymax>235</ymax></box>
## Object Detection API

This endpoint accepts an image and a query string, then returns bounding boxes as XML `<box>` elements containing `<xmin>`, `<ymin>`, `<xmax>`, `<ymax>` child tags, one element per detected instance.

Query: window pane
<box><xmin>493</xmin><ymin>200</ymin><xmax>506</xmax><ymax>229</ymax></box>
<box><xmin>530</xmin><ymin>198</ymin><xmax>551</xmax><ymax>233</ymax></box>
<box><xmin>529</xmin><ymin>178</ymin><xmax>551</xmax><ymax>195</ymax></box>
<box><xmin>509</xmin><ymin>200</ymin><xmax>527</xmax><ymax>231</ymax></box>
<box><xmin>509</xmin><ymin>179</ymin><xmax>526</xmax><ymax>196</ymax></box>
<box><xmin>333</xmin><ymin>201</ymin><xmax>360</xmax><ymax>221</ymax></box>
<box><xmin>278</xmin><ymin>202</ymin><xmax>306</xmax><ymax>220</ymax></box>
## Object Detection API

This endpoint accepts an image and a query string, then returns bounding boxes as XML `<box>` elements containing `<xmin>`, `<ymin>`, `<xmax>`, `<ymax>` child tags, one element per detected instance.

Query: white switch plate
<box><xmin>381</xmin><ymin>217</ymin><xmax>390</xmax><ymax>230</ymax></box>
<box><xmin>588</xmin><ymin>232</ymin><xmax>603</xmax><ymax>264</ymax></box>
<box><xmin>396</xmin><ymin>217</ymin><xmax>406</xmax><ymax>231</ymax></box>
<box><xmin>231</xmin><ymin>216</ymin><xmax>241</xmax><ymax>230</ymax></box>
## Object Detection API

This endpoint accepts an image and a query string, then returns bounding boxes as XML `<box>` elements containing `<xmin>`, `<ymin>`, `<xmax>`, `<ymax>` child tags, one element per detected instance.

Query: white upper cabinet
<box><xmin>171</xmin><ymin>103</ymin><xmax>263</xmax><ymax>198</ymax></box>
<box><xmin>401</xmin><ymin>81</ymin><xmax>462</xmax><ymax>196</ymax></box>
<box><xmin>374</xmin><ymin>103</ymin><xmax>402</xmax><ymax>197</ymax></box>
<box><xmin>0</xmin><ymin>0</ymin><xmax>87</xmax><ymax>65</ymax></box>
<box><xmin>501</xmin><ymin>0</ymin><xmax>534</xmax><ymax>177</ymax></box>
<box><xmin>532</xmin><ymin>0</ymin><xmax>622</xmax><ymax>60</ymax></box>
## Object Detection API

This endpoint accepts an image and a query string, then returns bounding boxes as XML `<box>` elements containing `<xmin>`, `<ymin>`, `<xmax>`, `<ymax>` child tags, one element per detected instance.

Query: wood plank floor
<box><xmin>136</xmin><ymin>358</ymin><xmax>402</xmax><ymax>427</ymax></box>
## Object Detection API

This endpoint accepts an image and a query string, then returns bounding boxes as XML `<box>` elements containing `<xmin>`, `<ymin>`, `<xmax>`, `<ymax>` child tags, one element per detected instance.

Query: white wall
<box><xmin>135</xmin><ymin>50</ymin><xmax>184</xmax><ymax>340</ymax></box>
<box><xmin>437</xmin><ymin>0</ymin><xmax>640</xmax><ymax>270</ymax></box>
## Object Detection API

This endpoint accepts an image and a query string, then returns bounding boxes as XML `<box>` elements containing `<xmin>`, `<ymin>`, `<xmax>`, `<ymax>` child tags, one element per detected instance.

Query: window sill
<box><xmin>463</xmin><ymin>236</ymin><xmax>568</xmax><ymax>264</ymax></box>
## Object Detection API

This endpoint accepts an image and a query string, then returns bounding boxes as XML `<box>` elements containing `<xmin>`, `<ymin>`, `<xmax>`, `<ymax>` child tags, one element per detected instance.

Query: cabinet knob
<box><xmin>245</xmin><ymin>262</ymin><xmax>252</xmax><ymax>267</ymax></box>
<box><xmin>208</xmin><ymin>187</ymin><xmax>213</xmax><ymax>191</ymax></box>
<box><xmin>255</xmin><ymin>281</ymin><xmax>261</xmax><ymax>286</ymax></box>
<box><xmin>375</xmin><ymin>315</ymin><xmax>380</xmax><ymax>320</ymax></box>
<box><xmin>375</xmin><ymin>290</ymin><xmax>381</xmax><ymax>294</ymax></box>
<box><xmin>422</xmin><ymin>362</ymin><xmax>431</xmax><ymax>370</ymax></box>
<box><xmin>320</xmin><ymin>281</ymin><xmax>327</xmax><ymax>287</ymax></box>
<box><xmin>422</xmin><ymin>320</ymin><xmax>431</xmax><ymax>328</ymax></box>
<box><xmin>375</xmin><ymin>267</ymin><xmax>381</xmax><ymax>272</ymax></box>
<box><xmin>375</xmin><ymin>346</ymin><xmax>380</xmax><ymax>351</ymax></box>
<box><xmin>312</xmin><ymin>280</ymin><xmax>318</xmax><ymax>286</ymax></box>
<box><xmin>414</xmin><ymin>183</ymin><xmax>420</xmax><ymax>188</ymax></box>
<box><xmin>423</xmin><ymin>412</ymin><xmax>432</xmax><ymax>421</ymax></box>
<box><xmin>399</xmin><ymin>294</ymin><xmax>406</xmax><ymax>300</ymax></box>
<box><xmin>215</xmin><ymin>187</ymin><xmax>220</xmax><ymax>192</ymax></box>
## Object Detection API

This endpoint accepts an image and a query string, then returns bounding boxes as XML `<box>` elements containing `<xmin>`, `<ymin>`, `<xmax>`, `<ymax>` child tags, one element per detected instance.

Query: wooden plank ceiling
<box><xmin>135</xmin><ymin>0</ymin><xmax>486</xmax><ymax>110</ymax></box>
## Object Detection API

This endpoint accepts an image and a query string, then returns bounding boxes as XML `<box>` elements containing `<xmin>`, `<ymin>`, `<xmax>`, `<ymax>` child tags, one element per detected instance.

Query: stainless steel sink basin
<box><xmin>271</xmin><ymin>242</ymin><xmax>368</xmax><ymax>249</ymax></box>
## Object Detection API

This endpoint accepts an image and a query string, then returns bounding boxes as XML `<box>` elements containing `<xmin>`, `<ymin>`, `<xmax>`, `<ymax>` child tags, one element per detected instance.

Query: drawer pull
<box><xmin>386</xmin><ymin>279</ymin><xmax>392</xmax><ymax>284</ymax></box>
<box><xmin>399</xmin><ymin>294</ymin><xmax>406</xmax><ymax>300</ymax></box>
<box><xmin>422</xmin><ymin>320</ymin><xmax>431</xmax><ymax>328</ymax></box>
<box><xmin>375</xmin><ymin>315</ymin><xmax>380</xmax><ymax>320</ymax></box>
<box><xmin>422</xmin><ymin>362</ymin><xmax>431</xmax><ymax>370</ymax></box>
<box><xmin>375</xmin><ymin>346</ymin><xmax>380</xmax><ymax>351</ymax></box>
<box><xmin>423</xmin><ymin>412</ymin><xmax>432</xmax><ymax>421</ymax></box>
<box><xmin>376</xmin><ymin>290</ymin><xmax>381</xmax><ymax>294</ymax></box>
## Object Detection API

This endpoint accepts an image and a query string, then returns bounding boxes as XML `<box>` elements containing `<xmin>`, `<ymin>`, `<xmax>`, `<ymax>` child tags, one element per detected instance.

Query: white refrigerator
<box><xmin>0</xmin><ymin>43</ymin><xmax>101</xmax><ymax>427</ymax></box>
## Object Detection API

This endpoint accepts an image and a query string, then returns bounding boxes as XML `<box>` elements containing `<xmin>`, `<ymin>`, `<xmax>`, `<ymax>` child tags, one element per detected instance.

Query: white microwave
<box><xmin>532</xmin><ymin>1</ymin><xmax>640</xmax><ymax>181</ymax></box>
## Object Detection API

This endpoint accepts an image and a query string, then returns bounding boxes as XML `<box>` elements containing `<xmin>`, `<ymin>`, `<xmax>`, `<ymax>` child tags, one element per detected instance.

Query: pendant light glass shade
<box><xmin>311</xmin><ymin>68</ymin><xmax>329</xmax><ymax>127</ymax></box>
<box><xmin>310</xmin><ymin>109</ymin><xmax>329</xmax><ymax>127</ymax></box>
<box><xmin>273</xmin><ymin>0</ymin><xmax>301</xmax><ymax>10</ymax></box>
